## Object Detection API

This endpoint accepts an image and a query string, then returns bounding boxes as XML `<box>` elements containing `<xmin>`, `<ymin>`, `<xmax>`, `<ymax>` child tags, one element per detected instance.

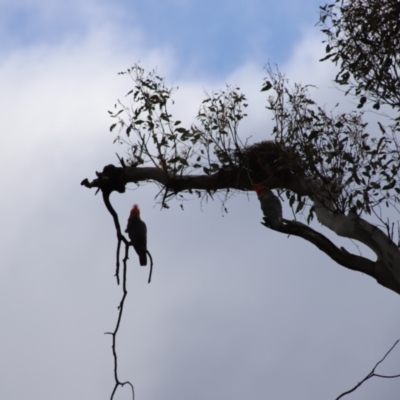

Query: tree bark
<box><xmin>82</xmin><ymin>164</ymin><xmax>400</xmax><ymax>296</ymax></box>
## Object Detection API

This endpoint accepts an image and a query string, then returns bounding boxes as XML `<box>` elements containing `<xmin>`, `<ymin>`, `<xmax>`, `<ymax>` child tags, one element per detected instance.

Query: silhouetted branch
<box><xmin>101</xmin><ymin>189</ymin><xmax>135</xmax><ymax>398</ymax></box>
<box><xmin>106</xmin><ymin>243</ymin><xmax>135</xmax><ymax>400</ymax></box>
<box><xmin>115</xmin><ymin>239</ymin><xmax>121</xmax><ymax>286</ymax></box>
<box><xmin>335</xmin><ymin>339</ymin><xmax>400</xmax><ymax>400</ymax></box>
<box><xmin>102</xmin><ymin>189</ymin><xmax>129</xmax><ymax>284</ymax></box>
<box><xmin>263</xmin><ymin>217</ymin><xmax>376</xmax><ymax>278</ymax></box>
<box><xmin>81</xmin><ymin>164</ymin><xmax>305</xmax><ymax>197</ymax></box>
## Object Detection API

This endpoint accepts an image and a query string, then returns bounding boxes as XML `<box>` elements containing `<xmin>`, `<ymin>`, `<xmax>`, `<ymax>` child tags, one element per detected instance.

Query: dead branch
<box><xmin>335</xmin><ymin>339</ymin><xmax>400</xmax><ymax>400</ymax></box>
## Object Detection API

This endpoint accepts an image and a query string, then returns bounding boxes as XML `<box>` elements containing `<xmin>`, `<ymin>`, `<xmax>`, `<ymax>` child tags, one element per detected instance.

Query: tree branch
<box><xmin>106</xmin><ymin>243</ymin><xmax>135</xmax><ymax>400</ymax></box>
<box><xmin>335</xmin><ymin>339</ymin><xmax>400</xmax><ymax>400</ymax></box>
<box><xmin>313</xmin><ymin>201</ymin><xmax>400</xmax><ymax>294</ymax></box>
<box><xmin>82</xmin><ymin>164</ymin><xmax>400</xmax><ymax>295</ymax></box>
<box><xmin>102</xmin><ymin>189</ymin><xmax>129</xmax><ymax>284</ymax></box>
<box><xmin>264</xmin><ymin>218</ymin><xmax>376</xmax><ymax>278</ymax></box>
<box><xmin>81</xmin><ymin>164</ymin><xmax>314</xmax><ymax>197</ymax></box>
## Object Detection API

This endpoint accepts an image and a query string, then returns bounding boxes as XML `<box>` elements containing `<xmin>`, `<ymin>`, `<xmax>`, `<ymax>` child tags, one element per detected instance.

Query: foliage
<box><xmin>109</xmin><ymin>0</ymin><xmax>400</xmax><ymax>225</ymax></box>
<box><xmin>263</xmin><ymin>66</ymin><xmax>400</xmax><ymax>219</ymax></box>
<box><xmin>111</xmin><ymin>65</ymin><xmax>248</xmax><ymax>178</ymax></box>
<box><xmin>109</xmin><ymin>61</ymin><xmax>400</xmax><ymax>228</ymax></box>
<box><xmin>319</xmin><ymin>0</ymin><xmax>400</xmax><ymax>112</ymax></box>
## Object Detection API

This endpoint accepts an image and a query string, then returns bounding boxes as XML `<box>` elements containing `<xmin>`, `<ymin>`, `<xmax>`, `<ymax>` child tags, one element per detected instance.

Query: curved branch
<box><xmin>263</xmin><ymin>218</ymin><xmax>400</xmax><ymax>294</ymax></box>
<box><xmin>102</xmin><ymin>190</ymin><xmax>125</xmax><ymax>239</ymax></box>
<box><xmin>313</xmin><ymin>201</ymin><xmax>400</xmax><ymax>293</ymax></box>
<box><xmin>314</xmin><ymin>200</ymin><xmax>400</xmax><ymax>260</ymax></box>
<box><xmin>266</xmin><ymin>218</ymin><xmax>376</xmax><ymax>278</ymax></box>
<box><xmin>102</xmin><ymin>189</ymin><xmax>129</xmax><ymax>284</ymax></box>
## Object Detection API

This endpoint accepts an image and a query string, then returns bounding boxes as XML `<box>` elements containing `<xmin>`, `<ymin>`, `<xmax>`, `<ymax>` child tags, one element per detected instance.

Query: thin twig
<box><xmin>102</xmin><ymin>189</ymin><xmax>135</xmax><ymax>399</ymax></box>
<box><xmin>107</xmin><ymin>243</ymin><xmax>135</xmax><ymax>400</ymax></box>
<box><xmin>335</xmin><ymin>339</ymin><xmax>400</xmax><ymax>400</ymax></box>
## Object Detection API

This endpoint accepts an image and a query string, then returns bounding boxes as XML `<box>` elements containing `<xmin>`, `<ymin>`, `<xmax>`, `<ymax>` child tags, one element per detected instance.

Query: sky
<box><xmin>1</xmin><ymin>1</ymin><xmax>400</xmax><ymax>400</ymax></box>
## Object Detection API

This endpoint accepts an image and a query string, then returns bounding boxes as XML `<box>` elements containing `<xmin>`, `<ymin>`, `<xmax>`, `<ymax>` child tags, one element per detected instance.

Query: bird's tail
<box><xmin>139</xmin><ymin>253</ymin><xmax>147</xmax><ymax>266</ymax></box>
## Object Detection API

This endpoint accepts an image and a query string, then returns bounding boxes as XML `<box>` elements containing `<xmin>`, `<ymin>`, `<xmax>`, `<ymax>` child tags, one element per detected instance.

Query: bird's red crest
<box><xmin>129</xmin><ymin>204</ymin><xmax>141</xmax><ymax>218</ymax></box>
<box><xmin>253</xmin><ymin>184</ymin><xmax>267</xmax><ymax>197</ymax></box>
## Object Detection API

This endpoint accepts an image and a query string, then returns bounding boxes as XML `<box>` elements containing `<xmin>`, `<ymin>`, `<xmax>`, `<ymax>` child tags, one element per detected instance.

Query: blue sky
<box><xmin>1</xmin><ymin>0</ymin><xmax>324</xmax><ymax>77</ymax></box>
<box><xmin>1</xmin><ymin>1</ymin><xmax>400</xmax><ymax>400</ymax></box>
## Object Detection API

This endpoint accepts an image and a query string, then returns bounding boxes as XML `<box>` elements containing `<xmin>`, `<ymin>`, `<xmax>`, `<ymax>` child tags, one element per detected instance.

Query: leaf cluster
<box><xmin>109</xmin><ymin>62</ymin><xmax>400</xmax><ymax>226</ymax></box>
<box><xmin>319</xmin><ymin>0</ymin><xmax>400</xmax><ymax>113</ymax></box>
<box><xmin>110</xmin><ymin>65</ymin><xmax>250</xmax><ymax>203</ymax></box>
<box><xmin>263</xmin><ymin>66</ymin><xmax>400</xmax><ymax>219</ymax></box>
